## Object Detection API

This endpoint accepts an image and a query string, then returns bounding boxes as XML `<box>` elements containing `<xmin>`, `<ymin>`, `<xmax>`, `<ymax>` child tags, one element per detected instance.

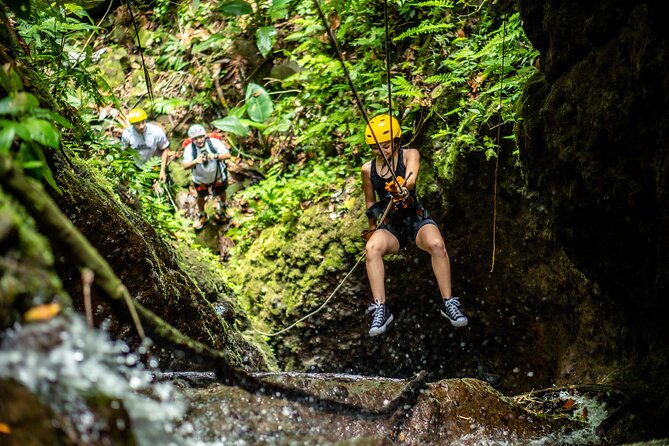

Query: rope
<box><xmin>312</xmin><ymin>0</ymin><xmax>402</xmax><ymax>191</ymax></box>
<box><xmin>383</xmin><ymin>0</ymin><xmax>396</xmax><ymax>173</ymax></box>
<box><xmin>125</xmin><ymin>0</ymin><xmax>154</xmax><ymax>104</ymax></box>
<box><xmin>253</xmin><ymin>252</ymin><xmax>367</xmax><ymax>337</ymax></box>
<box><xmin>254</xmin><ymin>4</ymin><xmax>408</xmax><ymax>338</ymax></box>
<box><xmin>490</xmin><ymin>17</ymin><xmax>507</xmax><ymax>273</ymax></box>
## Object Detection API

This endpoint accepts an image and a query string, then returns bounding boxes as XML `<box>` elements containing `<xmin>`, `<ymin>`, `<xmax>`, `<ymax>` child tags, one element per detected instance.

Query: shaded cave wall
<box><xmin>516</xmin><ymin>0</ymin><xmax>669</xmax><ymax>433</ymax></box>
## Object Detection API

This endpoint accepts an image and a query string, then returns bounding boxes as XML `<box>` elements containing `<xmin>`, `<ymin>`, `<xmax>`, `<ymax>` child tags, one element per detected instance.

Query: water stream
<box><xmin>0</xmin><ymin>313</ymin><xmax>614</xmax><ymax>445</ymax></box>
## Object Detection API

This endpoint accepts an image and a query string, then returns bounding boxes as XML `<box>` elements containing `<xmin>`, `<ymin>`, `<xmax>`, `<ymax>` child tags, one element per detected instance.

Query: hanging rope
<box><xmin>490</xmin><ymin>17</ymin><xmax>507</xmax><ymax>273</ymax></box>
<box><xmin>252</xmin><ymin>198</ymin><xmax>394</xmax><ymax>337</ymax></box>
<box><xmin>125</xmin><ymin>0</ymin><xmax>154</xmax><ymax>104</ymax></box>
<box><xmin>253</xmin><ymin>252</ymin><xmax>367</xmax><ymax>337</ymax></box>
<box><xmin>383</xmin><ymin>0</ymin><xmax>396</xmax><ymax>170</ymax></box>
<box><xmin>313</xmin><ymin>0</ymin><xmax>402</xmax><ymax>191</ymax></box>
<box><xmin>254</xmin><ymin>3</ymin><xmax>405</xmax><ymax>337</ymax></box>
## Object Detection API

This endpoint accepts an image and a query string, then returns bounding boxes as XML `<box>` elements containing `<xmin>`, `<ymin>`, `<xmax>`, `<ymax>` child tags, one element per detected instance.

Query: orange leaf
<box><xmin>24</xmin><ymin>302</ymin><xmax>61</xmax><ymax>322</ymax></box>
<box><xmin>0</xmin><ymin>422</ymin><xmax>11</xmax><ymax>434</ymax></box>
<box><xmin>562</xmin><ymin>398</ymin><xmax>575</xmax><ymax>410</ymax></box>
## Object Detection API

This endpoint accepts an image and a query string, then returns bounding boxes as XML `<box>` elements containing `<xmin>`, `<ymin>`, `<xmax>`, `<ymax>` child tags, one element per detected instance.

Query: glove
<box><xmin>362</xmin><ymin>228</ymin><xmax>375</xmax><ymax>241</ymax></box>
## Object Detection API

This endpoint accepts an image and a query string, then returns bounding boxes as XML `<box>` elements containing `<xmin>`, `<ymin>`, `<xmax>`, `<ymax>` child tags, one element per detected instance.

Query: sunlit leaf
<box><xmin>0</xmin><ymin>119</ymin><xmax>30</xmax><ymax>141</ymax></box>
<box><xmin>211</xmin><ymin>116</ymin><xmax>250</xmax><ymax>137</ymax></box>
<box><xmin>22</xmin><ymin>118</ymin><xmax>60</xmax><ymax>149</ymax></box>
<box><xmin>245</xmin><ymin>83</ymin><xmax>273</xmax><ymax>123</ymax></box>
<box><xmin>256</xmin><ymin>26</ymin><xmax>278</xmax><ymax>58</ymax></box>
<box><xmin>269</xmin><ymin>0</ymin><xmax>291</xmax><ymax>19</ymax></box>
<box><xmin>217</xmin><ymin>0</ymin><xmax>252</xmax><ymax>16</ymax></box>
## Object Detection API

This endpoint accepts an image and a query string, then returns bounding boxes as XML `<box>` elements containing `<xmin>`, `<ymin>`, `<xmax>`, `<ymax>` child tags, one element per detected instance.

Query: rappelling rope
<box><xmin>383</xmin><ymin>0</ymin><xmax>396</xmax><ymax>171</ymax></box>
<box><xmin>253</xmin><ymin>4</ymin><xmax>404</xmax><ymax>337</ymax></box>
<box><xmin>313</xmin><ymin>0</ymin><xmax>403</xmax><ymax>192</ymax></box>
<box><xmin>490</xmin><ymin>16</ymin><xmax>507</xmax><ymax>273</ymax></box>
<box><xmin>252</xmin><ymin>252</ymin><xmax>366</xmax><ymax>337</ymax></box>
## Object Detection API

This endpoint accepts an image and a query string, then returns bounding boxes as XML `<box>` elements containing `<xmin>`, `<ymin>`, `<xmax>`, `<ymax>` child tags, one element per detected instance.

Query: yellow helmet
<box><xmin>364</xmin><ymin>114</ymin><xmax>401</xmax><ymax>145</ymax></box>
<box><xmin>127</xmin><ymin>108</ymin><xmax>148</xmax><ymax>124</ymax></box>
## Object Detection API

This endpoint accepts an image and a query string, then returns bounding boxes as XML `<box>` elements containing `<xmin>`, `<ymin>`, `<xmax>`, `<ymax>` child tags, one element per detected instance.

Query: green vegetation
<box><xmin>0</xmin><ymin>0</ymin><xmax>538</xmax><ymax>336</ymax></box>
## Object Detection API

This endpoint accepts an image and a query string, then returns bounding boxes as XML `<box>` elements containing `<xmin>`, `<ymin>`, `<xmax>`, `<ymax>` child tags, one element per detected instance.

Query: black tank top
<box><xmin>370</xmin><ymin>147</ymin><xmax>416</xmax><ymax>201</ymax></box>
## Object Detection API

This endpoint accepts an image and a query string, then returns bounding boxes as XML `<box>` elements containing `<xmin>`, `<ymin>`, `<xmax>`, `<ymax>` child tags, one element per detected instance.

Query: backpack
<box><xmin>181</xmin><ymin>132</ymin><xmax>224</xmax><ymax>149</ymax></box>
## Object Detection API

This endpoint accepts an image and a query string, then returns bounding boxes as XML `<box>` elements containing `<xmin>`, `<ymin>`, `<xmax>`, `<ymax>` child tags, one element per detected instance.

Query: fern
<box><xmin>409</xmin><ymin>0</ymin><xmax>455</xmax><ymax>8</ymax></box>
<box><xmin>396</xmin><ymin>22</ymin><xmax>454</xmax><ymax>41</ymax></box>
<box><xmin>391</xmin><ymin>76</ymin><xmax>425</xmax><ymax>99</ymax></box>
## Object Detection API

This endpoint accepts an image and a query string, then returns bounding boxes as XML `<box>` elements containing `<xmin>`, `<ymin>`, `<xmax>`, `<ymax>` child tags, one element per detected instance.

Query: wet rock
<box><xmin>181</xmin><ymin>374</ymin><xmax>584</xmax><ymax>445</ymax></box>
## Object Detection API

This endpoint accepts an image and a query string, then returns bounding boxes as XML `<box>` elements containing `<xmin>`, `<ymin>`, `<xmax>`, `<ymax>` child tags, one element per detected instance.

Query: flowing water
<box><xmin>0</xmin><ymin>313</ymin><xmax>615</xmax><ymax>445</ymax></box>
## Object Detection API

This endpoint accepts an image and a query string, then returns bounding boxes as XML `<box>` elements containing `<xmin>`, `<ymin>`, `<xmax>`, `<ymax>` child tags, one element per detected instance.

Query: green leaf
<box><xmin>245</xmin><ymin>83</ymin><xmax>273</xmax><ymax>123</ymax></box>
<box><xmin>0</xmin><ymin>119</ymin><xmax>31</xmax><ymax>141</ymax></box>
<box><xmin>256</xmin><ymin>26</ymin><xmax>278</xmax><ymax>57</ymax></box>
<box><xmin>211</xmin><ymin>116</ymin><xmax>250</xmax><ymax>137</ymax></box>
<box><xmin>22</xmin><ymin>118</ymin><xmax>60</xmax><ymax>149</ymax></box>
<box><xmin>269</xmin><ymin>0</ymin><xmax>291</xmax><ymax>19</ymax></box>
<box><xmin>22</xmin><ymin>160</ymin><xmax>43</xmax><ymax>169</ymax></box>
<box><xmin>217</xmin><ymin>0</ymin><xmax>252</xmax><ymax>16</ymax></box>
<box><xmin>0</xmin><ymin>127</ymin><xmax>16</xmax><ymax>154</ymax></box>
<box><xmin>0</xmin><ymin>92</ymin><xmax>39</xmax><ymax>116</ymax></box>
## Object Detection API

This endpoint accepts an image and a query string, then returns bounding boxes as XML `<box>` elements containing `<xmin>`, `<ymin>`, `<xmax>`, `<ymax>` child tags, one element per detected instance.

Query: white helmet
<box><xmin>188</xmin><ymin>124</ymin><xmax>206</xmax><ymax>139</ymax></box>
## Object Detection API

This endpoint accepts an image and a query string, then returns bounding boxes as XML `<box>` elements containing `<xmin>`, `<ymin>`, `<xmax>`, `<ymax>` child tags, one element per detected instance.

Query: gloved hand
<box><xmin>362</xmin><ymin>228</ymin><xmax>375</xmax><ymax>241</ymax></box>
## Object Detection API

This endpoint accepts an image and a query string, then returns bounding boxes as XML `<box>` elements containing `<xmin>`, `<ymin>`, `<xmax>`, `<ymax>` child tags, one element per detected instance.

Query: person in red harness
<box><xmin>361</xmin><ymin>114</ymin><xmax>468</xmax><ymax>336</ymax></box>
<box><xmin>182</xmin><ymin>124</ymin><xmax>231</xmax><ymax>230</ymax></box>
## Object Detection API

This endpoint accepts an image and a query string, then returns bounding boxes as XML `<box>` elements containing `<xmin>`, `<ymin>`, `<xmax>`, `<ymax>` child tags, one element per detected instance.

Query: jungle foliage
<box><xmin>0</xmin><ymin>0</ymin><xmax>537</xmax><ymax>257</ymax></box>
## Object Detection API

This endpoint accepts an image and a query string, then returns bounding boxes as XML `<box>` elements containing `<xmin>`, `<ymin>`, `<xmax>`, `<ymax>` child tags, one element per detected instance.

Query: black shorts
<box><xmin>194</xmin><ymin>179</ymin><xmax>228</xmax><ymax>197</ymax></box>
<box><xmin>379</xmin><ymin>204</ymin><xmax>436</xmax><ymax>248</ymax></box>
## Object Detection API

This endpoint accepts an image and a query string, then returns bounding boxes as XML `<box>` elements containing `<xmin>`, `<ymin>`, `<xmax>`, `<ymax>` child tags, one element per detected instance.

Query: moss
<box><xmin>229</xmin><ymin>188</ymin><xmax>368</xmax><ymax>335</ymax></box>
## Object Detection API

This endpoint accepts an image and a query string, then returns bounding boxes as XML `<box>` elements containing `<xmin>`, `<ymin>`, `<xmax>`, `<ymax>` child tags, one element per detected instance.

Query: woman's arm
<box><xmin>361</xmin><ymin>162</ymin><xmax>377</xmax><ymax>230</ymax></box>
<box><xmin>403</xmin><ymin>148</ymin><xmax>420</xmax><ymax>190</ymax></box>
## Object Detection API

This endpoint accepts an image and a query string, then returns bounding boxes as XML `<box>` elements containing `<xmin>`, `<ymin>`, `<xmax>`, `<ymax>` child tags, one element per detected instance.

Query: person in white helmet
<box><xmin>182</xmin><ymin>124</ymin><xmax>231</xmax><ymax>230</ymax></box>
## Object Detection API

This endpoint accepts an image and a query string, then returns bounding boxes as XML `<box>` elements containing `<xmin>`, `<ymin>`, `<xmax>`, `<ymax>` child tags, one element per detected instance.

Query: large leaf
<box><xmin>211</xmin><ymin>116</ymin><xmax>250</xmax><ymax>137</ymax></box>
<box><xmin>217</xmin><ymin>0</ymin><xmax>252</xmax><ymax>16</ymax></box>
<box><xmin>245</xmin><ymin>83</ymin><xmax>273</xmax><ymax>123</ymax></box>
<box><xmin>256</xmin><ymin>26</ymin><xmax>278</xmax><ymax>58</ymax></box>
<box><xmin>269</xmin><ymin>0</ymin><xmax>291</xmax><ymax>19</ymax></box>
